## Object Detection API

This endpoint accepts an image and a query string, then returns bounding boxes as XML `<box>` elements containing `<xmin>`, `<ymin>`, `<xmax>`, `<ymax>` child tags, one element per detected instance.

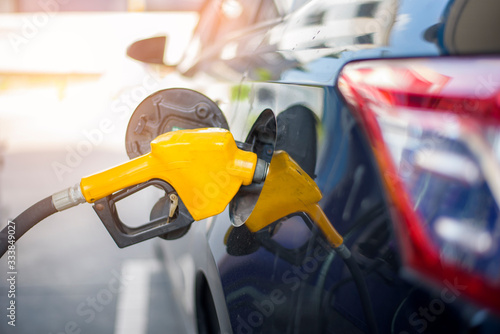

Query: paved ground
<box><xmin>0</xmin><ymin>149</ymin><xmax>186</xmax><ymax>334</ymax></box>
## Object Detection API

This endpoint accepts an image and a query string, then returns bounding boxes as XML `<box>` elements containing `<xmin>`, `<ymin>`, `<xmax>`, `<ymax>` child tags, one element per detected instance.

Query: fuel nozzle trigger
<box><xmin>92</xmin><ymin>179</ymin><xmax>194</xmax><ymax>248</ymax></box>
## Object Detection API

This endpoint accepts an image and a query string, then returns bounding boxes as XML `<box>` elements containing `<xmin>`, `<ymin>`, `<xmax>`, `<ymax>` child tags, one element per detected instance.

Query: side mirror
<box><xmin>126</xmin><ymin>36</ymin><xmax>176</xmax><ymax>71</ymax></box>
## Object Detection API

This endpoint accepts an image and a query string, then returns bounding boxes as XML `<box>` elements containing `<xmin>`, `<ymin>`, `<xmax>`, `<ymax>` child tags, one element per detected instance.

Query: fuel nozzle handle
<box><xmin>54</xmin><ymin>128</ymin><xmax>266</xmax><ymax>221</ymax></box>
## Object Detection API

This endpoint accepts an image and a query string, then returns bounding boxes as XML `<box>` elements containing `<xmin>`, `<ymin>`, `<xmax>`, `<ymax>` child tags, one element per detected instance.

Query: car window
<box><xmin>215</xmin><ymin>0</ymin><xmax>280</xmax><ymax>40</ymax></box>
<box><xmin>254</xmin><ymin>0</ymin><xmax>280</xmax><ymax>23</ymax></box>
<box><xmin>277</xmin><ymin>0</ymin><xmax>311</xmax><ymax>14</ymax></box>
<box><xmin>213</xmin><ymin>0</ymin><xmax>259</xmax><ymax>42</ymax></box>
<box><xmin>180</xmin><ymin>0</ymin><xmax>284</xmax><ymax>76</ymax></box>
<box><xmin>194</xmin><ymin>0</ymin><xmax>280</xmax><ymax>48</ymax></box>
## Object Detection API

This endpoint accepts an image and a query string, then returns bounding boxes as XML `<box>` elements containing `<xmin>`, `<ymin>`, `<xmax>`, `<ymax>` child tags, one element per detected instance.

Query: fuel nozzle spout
<box><xmin>252</xmin><ymin>158</ymin><xmax>269</xmax><ymax>184</ymax></box>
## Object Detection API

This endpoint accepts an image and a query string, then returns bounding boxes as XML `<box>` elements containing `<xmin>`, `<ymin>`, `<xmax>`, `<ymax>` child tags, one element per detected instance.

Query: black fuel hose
<box><xmin>0</xmin><ymin>196</ymin><xmax>57</xmax><ymax>258</ymax></box>
<box><xmin>336</xmin><ymin>244</ymin><xmax>379</xmax><ymax>334</ymax></box>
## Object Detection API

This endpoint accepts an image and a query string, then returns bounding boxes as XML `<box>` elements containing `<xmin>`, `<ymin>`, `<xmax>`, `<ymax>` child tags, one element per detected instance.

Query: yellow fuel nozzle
<box><xmin>79</xmin><ymin>128</ymin><xmax>265</xmax><ymax>221</ymax></box>
<box><xmin>245</xmin><ymin>151</ymin><xmax>344</xmax><ymax>248</ymax></box>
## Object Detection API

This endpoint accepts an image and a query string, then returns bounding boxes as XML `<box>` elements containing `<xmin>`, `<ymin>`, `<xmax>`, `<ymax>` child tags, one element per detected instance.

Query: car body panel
<box><xmin>156</xmin><ymin>0</ymin><xmax>500</xmax><ymax>333</ymax></box>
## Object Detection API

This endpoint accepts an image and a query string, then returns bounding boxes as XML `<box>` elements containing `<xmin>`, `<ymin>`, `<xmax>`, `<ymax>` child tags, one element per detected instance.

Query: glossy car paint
<box><xmin>156</xmin><ymin>0</ymin><xmax>500</xmax><ymax>333</ymax></box>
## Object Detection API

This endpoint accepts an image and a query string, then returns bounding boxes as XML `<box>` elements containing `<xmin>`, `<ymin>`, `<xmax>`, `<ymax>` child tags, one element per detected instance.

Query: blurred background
<box><xmin>0</xmin><ymin>1</ymin><xmax>201</xmax><ymax>333</ymax></box>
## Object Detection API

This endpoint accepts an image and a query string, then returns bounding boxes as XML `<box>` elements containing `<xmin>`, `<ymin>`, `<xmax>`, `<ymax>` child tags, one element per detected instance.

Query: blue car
<box><xmin>125</xmin><ymin>0</ymin><xmax>500</xmax><ymax>333</ymax></box>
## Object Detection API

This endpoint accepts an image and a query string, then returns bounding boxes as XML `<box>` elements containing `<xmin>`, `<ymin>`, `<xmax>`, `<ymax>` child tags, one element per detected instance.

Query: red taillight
<box><xmin>338</xmin><ymin>58</ymin><xmax>500</xmax><ymax>313</ymax></box>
